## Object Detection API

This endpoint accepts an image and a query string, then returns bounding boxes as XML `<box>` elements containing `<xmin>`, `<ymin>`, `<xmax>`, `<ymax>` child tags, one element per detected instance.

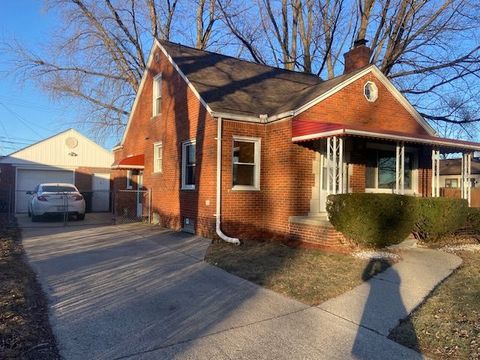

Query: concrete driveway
<box><xmin>19</xmin><ymin>215</ymin><xmax>422</xmax><ymax>360</ymax></box>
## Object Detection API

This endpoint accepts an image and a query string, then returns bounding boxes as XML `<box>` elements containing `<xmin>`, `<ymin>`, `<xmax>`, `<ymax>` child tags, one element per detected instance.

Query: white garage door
<box><xmin>16</xmin><ymin>169</ymin><xmax>74</xmax><ymax>213</ymax></box>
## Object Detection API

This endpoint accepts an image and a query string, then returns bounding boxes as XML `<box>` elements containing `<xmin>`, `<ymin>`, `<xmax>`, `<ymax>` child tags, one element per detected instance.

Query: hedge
<box><xmin>326</xmin><ymin>193</ymin><xmax>416</xmax><ymax>248</ymax></box>
<box><xmin>413</xmin><ymin>197</ymin><xmax>469</xmax><ymax>242</ymax></box>
<box><xmin>327</xmin><ymin>194</ymin><xmax>469</xmax><ymax>247</ymax></box>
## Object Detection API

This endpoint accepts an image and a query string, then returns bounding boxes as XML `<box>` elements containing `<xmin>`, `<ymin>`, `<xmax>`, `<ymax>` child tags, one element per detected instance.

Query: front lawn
<box><xmin>390</xmin><ymin>249</ymin><xmax>480</xmax><ymax>359</ymax></box>
<box><xmin>0</xmin><ymin>222</ymin><xmax>59</xmax><ymax>359</ymax></box>
<box><xmin>205</xmin><ymin>240</ymin><xmax>392</xmax><ymax>305</ymax></box>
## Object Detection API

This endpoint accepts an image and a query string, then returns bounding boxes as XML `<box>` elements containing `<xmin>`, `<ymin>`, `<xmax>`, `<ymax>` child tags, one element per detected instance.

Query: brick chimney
<box><xmin>344</xmin><ymin>39</ymin><xmax>372</xmax><ymax>74</ymax></box>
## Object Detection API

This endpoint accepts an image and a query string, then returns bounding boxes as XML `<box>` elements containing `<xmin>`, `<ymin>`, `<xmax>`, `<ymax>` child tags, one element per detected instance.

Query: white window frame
<box><xmin>126</xmin><ymin>170</ymin><xmax>133</xmax><ymax>189</ymax></box>
<box><xmin>232</xmin><ymin>136</ymin><xmax>261</xmax><ymax>191</ymax></box>
<box><xmin>153</xmin><ymin>141</ymin><xmax>163</xmax><ymax>173</ymax></box>
<box><xmin>364</xmin><ymin>143</ymin><xmax>418</xmax><ymax>194</ymax></box>
<box><xmin>181</xmin><ymin>139</ymin><xmax>196</xmax><ymax>190</ymax></box>
<box><xmin>152</xmin><ymin>74</ymin><xmax>162</xmax><ymax>116</ymax></box>
<box><xmin>364</xmin><ymin>81</ymin><xmax>378</xmax><ymax>102</ymax></box>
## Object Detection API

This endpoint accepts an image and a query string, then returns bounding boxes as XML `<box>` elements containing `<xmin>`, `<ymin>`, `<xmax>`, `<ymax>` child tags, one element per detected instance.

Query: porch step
<box><xmin>288</xmin><ymin>215</ymin><xmax>331</xmax><ymax>226</ymax></box>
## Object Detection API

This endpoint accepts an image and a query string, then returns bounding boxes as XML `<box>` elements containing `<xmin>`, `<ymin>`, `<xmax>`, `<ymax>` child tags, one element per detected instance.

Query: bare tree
<box><xmin>2</xmin><ymin>0</ymin><xmax>479</xmax><ymax>141</ymax></box>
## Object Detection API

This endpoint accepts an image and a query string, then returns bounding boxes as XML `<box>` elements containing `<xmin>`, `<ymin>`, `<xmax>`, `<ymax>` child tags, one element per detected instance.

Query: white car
<box><xmin>27</xmin><ymin>183</ymin><xmax>86</xmax><ymax>221</ymax></box>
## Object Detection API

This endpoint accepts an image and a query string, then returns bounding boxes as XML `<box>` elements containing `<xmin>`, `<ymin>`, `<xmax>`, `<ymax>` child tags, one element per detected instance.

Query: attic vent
<box><xmin>65</xmin><ymin>137</ymin><xmax>78</xmax><ymax>149</ymax></box>
<box><xmin>155</xmin><ymin>52</ymin><xmax>161</xmax><ymax>63</ymax></box>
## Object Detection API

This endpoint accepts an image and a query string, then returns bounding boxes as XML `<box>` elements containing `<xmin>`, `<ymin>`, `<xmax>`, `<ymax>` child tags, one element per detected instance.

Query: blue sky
<box><xmin>0</xmin><ymin>1</ymin><xmax>116</xmax><ymax>155</ymax></box>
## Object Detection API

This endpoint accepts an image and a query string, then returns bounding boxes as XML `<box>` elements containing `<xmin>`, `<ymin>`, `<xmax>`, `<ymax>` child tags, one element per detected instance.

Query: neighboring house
<box><xmin>113</xmin><ymin>38</ymin><xmax>480</xmax><ymax>250</ymax></box>
<box><xmin>0</xmin><ymin>129</ymin><xmax>113</xmax><ymax>213</ymax></box>
<box><xmin>440</xmin><ymin>158</ymin><xmax>480</xmax><ymax>188</ymax></box>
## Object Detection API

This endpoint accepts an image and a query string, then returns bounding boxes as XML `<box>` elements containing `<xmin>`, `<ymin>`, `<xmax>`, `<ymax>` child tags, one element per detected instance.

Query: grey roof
<box><xmin>160</xmin><ymin>40</ymin><xmax>367</xmax><ymax>117</ymax></box>
<box><xmin>440</xmin><ymin>158</ymin><xmax>480</xmax><ymax>175</ymax></box>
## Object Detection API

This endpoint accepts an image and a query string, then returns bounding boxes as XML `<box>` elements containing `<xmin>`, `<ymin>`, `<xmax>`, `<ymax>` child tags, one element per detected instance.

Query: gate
<box><xmin>113</xmin><ymin>189</ymin><xmax>151</xmax><ymax>224</ymax></box>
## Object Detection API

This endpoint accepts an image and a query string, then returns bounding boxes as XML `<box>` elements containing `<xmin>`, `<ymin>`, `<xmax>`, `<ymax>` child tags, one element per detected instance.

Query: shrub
<box><xmin>327</xmin><ymin>193</ymin><xmax>416</xmax><ymax>248</ymax></box>
<box><xmin>461</xmin><ymin>207</ymin><xmax>480</xmax><ymax>237</ymax></box>
<box><xmin>412</xmin><ymin>197</ymin><xmax>469</xmax><ymax>242</ymax></box>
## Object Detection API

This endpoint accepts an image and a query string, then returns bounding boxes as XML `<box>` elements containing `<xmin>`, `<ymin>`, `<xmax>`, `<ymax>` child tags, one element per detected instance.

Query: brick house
<box><xmin>113</xmin><ymin>39</ymin><xmax>480</xmax><ymax>250</ymax></box>
<box><xmin>0</xmin><ymin>129</ymin><xmax>113</xmax><ymax>214</ymax></box>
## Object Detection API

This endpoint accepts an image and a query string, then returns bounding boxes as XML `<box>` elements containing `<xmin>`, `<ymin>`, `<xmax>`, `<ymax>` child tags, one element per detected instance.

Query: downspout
<box><xmin>216</xmin><ymin>117</ymin><xmax>241</xmax><ymax>245</ymax></box>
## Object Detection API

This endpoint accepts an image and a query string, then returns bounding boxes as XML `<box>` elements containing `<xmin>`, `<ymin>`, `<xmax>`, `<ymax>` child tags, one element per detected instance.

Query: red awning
<box><xmin>112</xmin><ymin>154</ymin><xmax>144</xmax><ymax>169</ymax></box>
<box><xmin>292</xmin><ymin>120</ymin><xmax>480</xmax><ymax>152</ymax></box>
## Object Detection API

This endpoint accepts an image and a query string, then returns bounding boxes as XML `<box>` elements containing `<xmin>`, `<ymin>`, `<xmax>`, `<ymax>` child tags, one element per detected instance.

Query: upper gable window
<box><xmin>153</xmin><ymin>74</ymin><xmax>162</xmax><ymax>116</ymax></box>
<box><xmin>364</xmin><ymin>81</ymin><xmax>378</xmax><ymax>102</ymax></box>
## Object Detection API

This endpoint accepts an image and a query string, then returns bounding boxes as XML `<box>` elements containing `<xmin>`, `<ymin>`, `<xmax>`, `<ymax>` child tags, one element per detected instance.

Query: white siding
<box><xmin>0</xmin><ymin>129</ymin><xmax>113</xmax><ymax>168</ymax></box>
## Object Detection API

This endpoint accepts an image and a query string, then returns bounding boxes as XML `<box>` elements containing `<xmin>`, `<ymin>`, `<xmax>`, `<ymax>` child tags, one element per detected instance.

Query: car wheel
<box><xmin>28</xmin><ymin>210</ymin><xmax>31</xmax><ymax>217</ymax></box>
<box><xmin>77</xmin><ymin>213</ymin><xmax>85</xmax><ymax>221</ymax></box>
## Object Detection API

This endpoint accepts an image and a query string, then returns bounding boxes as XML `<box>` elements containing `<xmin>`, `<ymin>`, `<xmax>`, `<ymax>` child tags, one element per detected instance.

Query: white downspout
<box><xmin>216</xmin><ymin>117</ymin><xmax>241</xmax><ymax>245</ymax></box>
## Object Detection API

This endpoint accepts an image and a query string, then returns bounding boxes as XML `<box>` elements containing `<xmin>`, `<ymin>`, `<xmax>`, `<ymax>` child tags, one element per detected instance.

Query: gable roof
<box><xmin>0</xmin><ymin>128</ymin><xmax>113</xmax><ymax>167</ymax></box>
<box><xmin>121</xmin><ymin>39</ymin><xmax>436</xmax><ymax>145</ymax></box>
<box><xmin>159</xmin><ymin>40</ymin><xmax>324</xmax><ymax>116</ymax></box>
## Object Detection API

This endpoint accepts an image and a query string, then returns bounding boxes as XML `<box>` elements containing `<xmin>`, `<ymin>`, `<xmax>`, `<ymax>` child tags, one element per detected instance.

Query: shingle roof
<box><xmin>440</xmin><ymin>158</ymin><xmax>480</xmax><ymax>175</ymax></box>
<box><xmin>159</xmin><ymin>40</ymin><xmax>367</xmax><ymax>117</ymax></box>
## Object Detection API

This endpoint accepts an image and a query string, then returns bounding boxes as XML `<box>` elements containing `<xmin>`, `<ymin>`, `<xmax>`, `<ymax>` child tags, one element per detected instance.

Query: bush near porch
<box><xmin>413</xmin><ymin>198</ymin><xmax>469</xmax><ymax>242</ymax></box>
<box><xmin>327</xmin><ymin>194</ymin><xmax>469</xmax><ymax>247</ymax></box>
<box><xmin>327</xmin><ymin>194</ymin><xmax>416</xmax><ymax>248</ymax></box>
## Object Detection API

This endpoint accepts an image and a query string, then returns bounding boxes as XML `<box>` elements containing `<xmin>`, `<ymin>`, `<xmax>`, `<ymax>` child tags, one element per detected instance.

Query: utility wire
<box><xmin>0</xmin><ymin>101</ymin><xmax>48</xmax><ymax>137</ymax></box>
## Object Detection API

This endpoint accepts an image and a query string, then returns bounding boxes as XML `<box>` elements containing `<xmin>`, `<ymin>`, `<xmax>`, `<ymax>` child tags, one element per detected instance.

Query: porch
<box><xmin>288</xmin><ymin>121</ymin><xmax>480</xmax><ymax>236</ymax></box>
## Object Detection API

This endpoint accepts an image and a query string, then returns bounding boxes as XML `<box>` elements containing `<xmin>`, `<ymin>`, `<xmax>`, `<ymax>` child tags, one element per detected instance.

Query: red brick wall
<box><xmin>115</xmin><ymin>44</ymin><xmax>435</xmax><ymax>250</ymax></box>
<box><xmin>0</xmin><ymin>165</ymin><xmax>15</xmax><ymax>213</ymax></box>
<box><xmin>75</xmin><ymin>167</ymin><xmax>112</xmax><ymax>192</ymax></box>
<box><xmin>114</xmin><ymin>46</ymin><xmax>217</xmax><ymax>236</ymax></box>
<box><xmin>294</xmin><ymin>73</ymin><xmax>431</xmax><ymax>136</ymax></box>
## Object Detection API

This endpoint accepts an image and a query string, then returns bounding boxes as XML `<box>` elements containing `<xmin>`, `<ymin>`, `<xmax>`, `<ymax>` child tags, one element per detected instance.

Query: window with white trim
<box><xmin>445</xmin><ymin>178</ymin><xmax>459</xmax><ymax>188</ymax></box>
<box><xmin>126</xmin><ymin>170</ymin><xmax>133</xmax><ymax>189</ymax></box>
<box><xmin>365</xmin><ymin>148</ymin><xmax>415</xmax><ymax>191</ymax></box>
<box><xmin>232</xmin><ymin>137</ymin><xmax>261</xmax><ymax>190</ymax></box>
<box><xmin>153</xmin><ymin>142</ymin><xmax>163</xmax><ymax>173</ymax></box>
<box><xmin>181</xmin><ymin>140</ymin><xmax>196</xmax><ymax>189</ymax></box>
<box><xmin>152</xmin><ymin>74</ymin><xmax>162</xmax><ymax>116</ymax></box>
<box><xmin>364</xmin><ymin>81</ymin><xmax>378</xmax><ymax>102</ymax></box>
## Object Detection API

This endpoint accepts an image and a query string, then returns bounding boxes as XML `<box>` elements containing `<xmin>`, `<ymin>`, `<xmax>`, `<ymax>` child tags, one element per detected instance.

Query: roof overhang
<box><xmin>292</xmin><ymin>121</ymin><xmax>480</xmax><ymax>152</ymax></box>
<box><xmin>111</xmin><ymin>154</ymin><xmax>144</xmax><ymax>169</ymax></box>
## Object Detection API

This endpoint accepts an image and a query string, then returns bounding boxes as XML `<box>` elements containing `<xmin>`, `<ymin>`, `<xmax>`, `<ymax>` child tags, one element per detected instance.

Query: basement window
<box><xmin>232</xmin><ymin>136</ymin><xmax>261</xmax><ymax>190</ymax></box>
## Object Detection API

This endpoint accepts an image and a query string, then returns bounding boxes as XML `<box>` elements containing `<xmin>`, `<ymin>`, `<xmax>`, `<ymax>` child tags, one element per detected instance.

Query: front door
<box><xmin>319</xmin><ymin>154</ymin><xmax>328</xmax><ymax>212</ymax></box>
<box><xmin>136</xmin><ymin>171</ymin><xmax>143</xmax><ymax>218</ymax></box>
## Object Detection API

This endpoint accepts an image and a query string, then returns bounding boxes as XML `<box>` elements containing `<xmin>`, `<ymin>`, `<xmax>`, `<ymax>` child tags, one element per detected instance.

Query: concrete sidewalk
<box><xmin>318</xmin><ymin>247</ymin><xmax>462</xmax><ymax>336</ymax></box>
<box><xmin>18</xmin><ymin>217</ymin><xmax>461</xmax><ymax>359</ymax></box>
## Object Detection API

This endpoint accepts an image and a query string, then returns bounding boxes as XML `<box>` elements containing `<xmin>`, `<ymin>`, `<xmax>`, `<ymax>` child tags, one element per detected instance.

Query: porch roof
<box><xmin>292</xmin><ymin>120</ymin><xmax>480</xmax><ymax>152</ymax></box>
<box><xmin>111</xmin><ymin>154</ymin><xmax>144</xmax><ymax>169</ymax></box>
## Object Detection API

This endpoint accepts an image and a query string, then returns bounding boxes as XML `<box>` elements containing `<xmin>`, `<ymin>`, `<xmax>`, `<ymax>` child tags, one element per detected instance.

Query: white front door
<box><xmin>92</xmin><ymin>173</ymin><xmax>110</xmax><ymax>212</ymax></box>
<box><xmin>136</xmin><ymin>171</ymin><xmax>143</xmax><ymax>218</ymax></box>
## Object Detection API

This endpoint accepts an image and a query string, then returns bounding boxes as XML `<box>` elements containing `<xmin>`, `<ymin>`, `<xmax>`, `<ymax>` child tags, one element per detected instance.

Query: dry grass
<box><xmin>390</xmin><ymin>250</ymin><xmax>480</xmax><ymax>359</ymax></box>
<box><xmin>0</xmin><ymin>222</ymin><xmax>59</xmax><ymax>360</ymax></box>
<box><xmin>205</xmin><ymin>240</ymin><xmax>392</xmax><ymax>305</ymax></box>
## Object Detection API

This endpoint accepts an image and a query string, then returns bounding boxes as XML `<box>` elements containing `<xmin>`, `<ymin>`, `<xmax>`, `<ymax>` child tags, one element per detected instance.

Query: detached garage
<box><xmin>0</xmin><ymin>129</ymin><xmax>113</xmax><ymax>213</ymax></box>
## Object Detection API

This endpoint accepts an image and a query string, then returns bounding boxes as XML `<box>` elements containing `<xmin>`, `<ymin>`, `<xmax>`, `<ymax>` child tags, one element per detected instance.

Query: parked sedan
<box><xmin>28</xmin><ymin>183</ymin><xmax>86</xmax><ymax>221</ymax></box>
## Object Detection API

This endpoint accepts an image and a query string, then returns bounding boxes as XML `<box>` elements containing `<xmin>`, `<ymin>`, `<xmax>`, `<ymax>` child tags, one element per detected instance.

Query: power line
<box><xmin>0</xmin><ymin>102</ymin><xmax>50</xmax><ymax>137</ymax></box>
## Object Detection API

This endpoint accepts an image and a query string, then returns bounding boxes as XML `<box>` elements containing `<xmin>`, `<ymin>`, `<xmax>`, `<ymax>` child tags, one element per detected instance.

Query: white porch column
<box><xmin>431</xmin><ymin>149</ymin><xmax>440</xmax><ymax>197</ymax></box>
<box><xmin>326</xmin><ymin>136</ymin><xmax>345</xmax><ymax>196</ymax></box>
<box><xmin>395</xmin><ymin>142</ymin><xmax>405</xmax><ymax>194</ymax></box>
<box><xmin>461</xmin><ymin>152</ymin><xmax>472</xmax><ymax>206</ymax></box>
